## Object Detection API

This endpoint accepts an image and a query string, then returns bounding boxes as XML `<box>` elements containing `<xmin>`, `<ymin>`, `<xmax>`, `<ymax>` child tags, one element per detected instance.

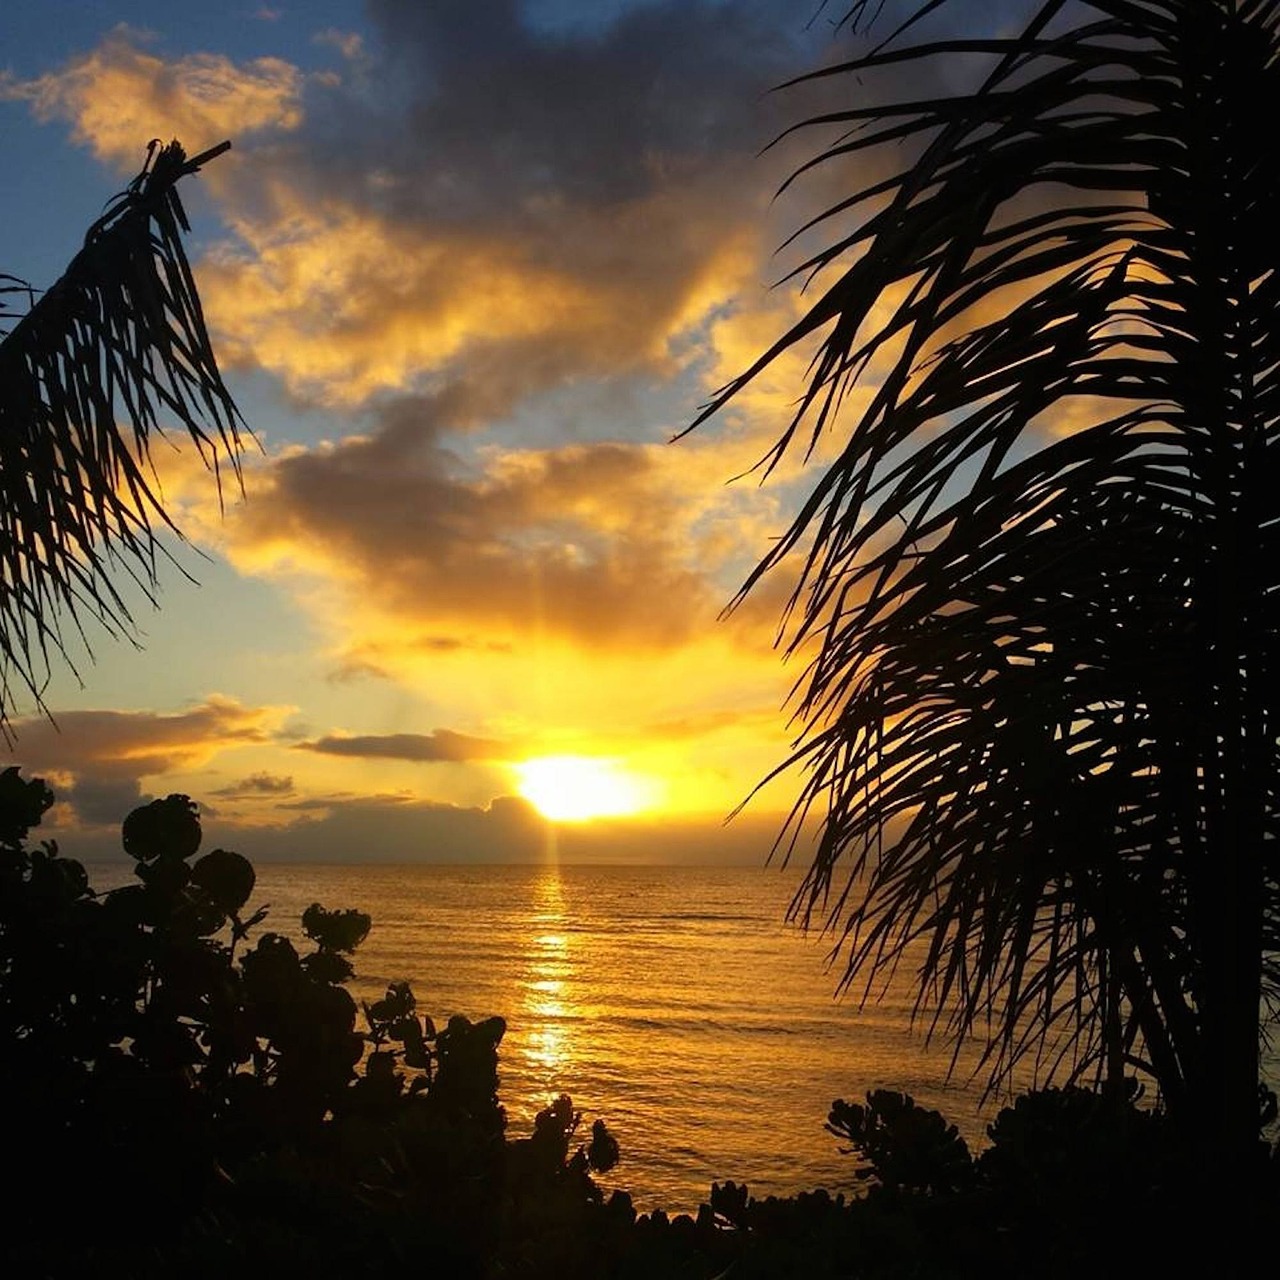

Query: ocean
<box><xmin>89</xmin><ymin>860</ymin><xmax>1068</xmax><ymax>1211</ymax></box>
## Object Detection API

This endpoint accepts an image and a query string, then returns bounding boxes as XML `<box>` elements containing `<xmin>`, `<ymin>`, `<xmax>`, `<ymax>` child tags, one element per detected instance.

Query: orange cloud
<box><xmin>225</xmin><ymin>429</ymin><xmax>802</xmax><ymax>672</ymax></box>
<box><xmin>200</xmin><ymin>202</ymin><xmax>626</xmax><ymax>404</ymax></box>
<box><xmin>5</xmin><ymin>18</ymin><xmax>789</xmax><ymax>410</ymax></box>
<box><xmin>1</xmin><ymin>8</ymin><xmax>861</xmax><ymax>835</ymax></box>
<box><xmin>5</xmin><ymin>696</ymin><xmax>293</xmax><ymax>825</ymax></box>
<box><xmin>4</xmin><ymin>32</ymin><xmax>302</xmax><ymax>171</ymax></box>
<box><xmin>9</xmin><ymin>695</ymin><xmax>287</xmax><ymax>771</ymax></box>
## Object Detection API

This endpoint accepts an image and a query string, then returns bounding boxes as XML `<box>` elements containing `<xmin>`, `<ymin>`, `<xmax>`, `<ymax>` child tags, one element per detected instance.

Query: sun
<box><xmin>514</xmin><ymin>755</ymin><xmax>656</xmax><ymax>822</ymax></box>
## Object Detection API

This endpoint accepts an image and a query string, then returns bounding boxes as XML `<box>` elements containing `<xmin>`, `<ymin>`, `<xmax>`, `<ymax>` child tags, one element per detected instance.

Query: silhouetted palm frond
<box><xmin>693</xmin><ymin>0</ymin><xmax>1280</xmax><ymax>1153</ymax></box>
<box><xmin>0</xmin><ymin>140</ymin><xmax>243</xmax><ymax>731</ymax></box>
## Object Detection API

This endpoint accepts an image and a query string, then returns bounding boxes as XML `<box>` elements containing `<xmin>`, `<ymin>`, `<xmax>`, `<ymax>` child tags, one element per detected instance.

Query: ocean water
<box><xmin>82</xmin><ymin>859</ymin><xmax>1085</xmax><ymax>1208</ymax></box>
<box><xmin>181</xmin><ymin>861</ymin><xmax>1017</xmax><ymax>1211</ymax></box>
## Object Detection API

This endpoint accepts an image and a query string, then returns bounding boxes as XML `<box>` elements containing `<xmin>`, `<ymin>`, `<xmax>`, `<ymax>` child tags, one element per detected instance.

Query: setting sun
<box><xmin>514</xmin><ymin>755</ymin><xmax>657</xmax><ymax>822</ymax></box>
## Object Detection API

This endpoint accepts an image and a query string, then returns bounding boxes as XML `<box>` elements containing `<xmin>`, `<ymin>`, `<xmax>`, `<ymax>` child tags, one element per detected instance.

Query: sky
<box><xmin>0</xmin><ymin>0</ymin><xmax>961</xmax><ymax>863</ymax></box>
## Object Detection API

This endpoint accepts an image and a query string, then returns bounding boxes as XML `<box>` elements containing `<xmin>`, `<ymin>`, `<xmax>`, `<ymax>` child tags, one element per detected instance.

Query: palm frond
<box><xmin>0</xmin><ymin>139</ymin><xmax>244</xmax><ymax>732</ymax></box>
<box><xmin>694</xmin><ymin>0</ymin><xmax>1280</xmax><ymax>1123</ymax></box>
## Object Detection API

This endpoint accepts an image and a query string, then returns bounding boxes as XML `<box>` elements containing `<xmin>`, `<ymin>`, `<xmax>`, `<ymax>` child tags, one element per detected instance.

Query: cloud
<box><xmin>220</xmin><ymin>790</ymin><xmax>554</xmax><ymax>863</ymax></box>
<box><xmin>151</xmin><ymin>403</ymin><xmax>802</xmax><ymax>787</ymax></box>
<box><xmin>190</xmin><ymin>791</ymin><xmax>791</xmax><ymax>865</ymax></box>
<box><xmin>9</xmin><ymin>3</ymin><xmax>823</xmax><ymax>407</ymax></box>
<box><xmin>4</xmin><ymin>696</ymin><xmax>292</xmax><ymax>826</ymax></box>
<box><xmin>9</xmin><ymin>3</ymin><xmax>844</xmax><ymax>668</ymax></box>
<box><xmin>223</xmin><ymin>411</ymin><xmax>731</xmax><ymax>652</ymax></box>
<box><xmin>66</xmin><ymin>775</ymin><xmax>149</xmax><ymax>826</ymax></box>
<box><xmin>3</xmin><ymin>1</ymin><xmax>870</xmax><ymax>832</ymax></box>
<box><xmin>325</xmin><ymin>634</ymin><xmax>514</xmax><ymax>682</ymax></box>
<box><xmin>3</xmin><ymin>31</ymin><xmax>303</xmax><ymax>170</ymax></box>
<box><xmin>313</xmin><ymin>29</ymin><xmax>364</xmax><ymax>61</ymax></box>
<box><xmin>211</xmin><ymin>771</ymin><xmax>296</xmax><ymax>797</ymax></box>
<box><xmin>298</xmin><ymin>730</ymin><xmax>513</xmax><ymax>763</ymax></box>
<box><xmin>8</xmin><ymin>696</ymin><xmax>285</xmax><ymax>775</ymax></box>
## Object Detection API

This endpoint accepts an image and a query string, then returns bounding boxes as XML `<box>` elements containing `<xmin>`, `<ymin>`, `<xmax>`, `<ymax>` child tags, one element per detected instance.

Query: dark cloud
<box><xmin>224</xmin><ymin>792</ymin><xmax>553</xmax><ymax>864</ymax></box>
<box><xmin>198</xmin><ymin>1</ymin><xmax>865</xmax><ymax>650</ymax></box>
<box><xmin>196</xmin><ymin>0</ymin><xmax>845</xmax><ymax>405</ymax></box>
<box><xmin>297</xmin><ymin>730</ymin><xmax>513</xmax><ymax>763</ymax></box>
<box><xmin>341</xmin><ymin>0</ymin><xmax>816</xmax><ymax>221</ymax></box>
<box><xmin>212</xmin><ymin>772</ymin><xmax>296</xmax><ymax>797</ymax></box>
<box><xmin>244</xmin><ymin>414</ymin><xmax>717</xmax><ymax>648</ymax></box>
<box><xmin>10</xmin><ymin>1</ymin><xmax>857</xmax><ymax>655</ymax></box>
<box><xmin>3</xmin><ymin>698</ymin><xmax>287</xmax><ymax>828</ymax></box>
<box><xmin>66</xmin><ymin>776</ymin><xmax>146</xmax><ymax>827</ymax></box>
<box><xmin>46</xmin><ymin>771</ymin><xmax>801</xmax><ymax>867</ymax></box>
<box><xmin>196</xmin><ymin>793</ymin><xmax>789</xmax><ymax>865</ymax></box>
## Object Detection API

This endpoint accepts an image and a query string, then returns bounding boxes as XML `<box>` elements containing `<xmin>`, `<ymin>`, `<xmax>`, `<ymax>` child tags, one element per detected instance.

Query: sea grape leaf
<box><xmin>301</xmin><ymin>903</ymin><xmax>371</xmax><ymax>954</ymax></box>
<box><xmin>191</xmin><ymin>849</ymin><xmax>255</xmax><ymax>912</ymax></box>
<box><xmin>122</xmin><ymin>795</ymin><xmax>201</xmax><ymax>863</ymax></box>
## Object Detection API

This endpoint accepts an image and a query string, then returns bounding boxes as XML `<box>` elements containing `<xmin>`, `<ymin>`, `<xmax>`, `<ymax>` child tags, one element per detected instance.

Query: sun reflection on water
<box><xmin>521</xmin><ymin>871</ymin><xmax>575</xmax><ymax>1084</ymax></box>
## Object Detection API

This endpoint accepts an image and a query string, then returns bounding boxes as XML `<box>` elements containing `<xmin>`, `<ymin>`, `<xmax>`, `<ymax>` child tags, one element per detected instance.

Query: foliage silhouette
<box><xmin>690</xmin><ymin>1081</ymin><xmax>1215</xmax><ymax>1280</ymax></box>
<box><xmin>689</xmin><ymin>0</ymin><xmax>1280</xmax><ymax>1175</ymax></box>
<box><xmin>0</xmin><ymin>769</ymin><xmax>620</xmax><ymax>1275</ymax></box>
<box><xmin>0</xmin><ymin>140</ymin><xmax>244</xmax><ymax>731</ymax></box>
<box><xmin>1</xmin><ymin>766</ymin><xmax>1275</xmax><ymax>1275</ymax></box>
<box><xmin>826</xmin><ymin>1089</ymin><xmax>973</xmax><ymax>1196</ymax></box>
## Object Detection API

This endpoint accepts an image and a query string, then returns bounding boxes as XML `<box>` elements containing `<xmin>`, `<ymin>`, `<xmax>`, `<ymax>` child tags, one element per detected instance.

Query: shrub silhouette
<box><xmin>0</xmin><ymin>768</ymin><xmax>618</xmax><ymax>1274</ymax></box>
<box><xmin>5</xmin><ymin>764</ymin><xmax>1270</xmax><ymax>1277</ymax></box>
<box><xmin>826</xmin><ymin>1090</ymin><xmax>973</xmax><ymax>1196</ymax></box>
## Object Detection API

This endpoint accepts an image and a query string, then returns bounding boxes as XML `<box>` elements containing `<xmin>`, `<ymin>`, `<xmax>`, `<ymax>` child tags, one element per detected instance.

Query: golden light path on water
<box><xmin>86</xmin><ymin>859</ymin><xmax>1009</xmax><ymax>1207</ymax></box>
<box><xmin>99</xmin><ymin>859</ymin><xmax>1267</xmax><ymax>1210</ymax></box>
<box><xmin>523</xmin><ymin>870</ymin><xmax>573</xmax><ymax>1084</ymax></box>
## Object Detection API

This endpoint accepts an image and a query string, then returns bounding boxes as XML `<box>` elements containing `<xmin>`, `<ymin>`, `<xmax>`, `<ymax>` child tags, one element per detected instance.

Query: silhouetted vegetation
<box><xmin>6</xmin><ymin>2</ymin><xmax>1280</xmax><ymax>1270</ymax></box>
<box><xmin>0</xmin><ymin>769</ymin><xmax>616</xmax><ymax>1277</ymax></box>
<box><xmin>690</xmin><ymin>0</ymin><xmax>1280</xmax><ymax>1187</ymax></box>
<box><xmin>0</xmin><ymin>139</ymin><xmax>243</xmax><ymax>731</ymax></box>
<box><xmin>3</xmin><ymin>767</ymin><xmax>1276</xmax><ymax>1277</ymax></box>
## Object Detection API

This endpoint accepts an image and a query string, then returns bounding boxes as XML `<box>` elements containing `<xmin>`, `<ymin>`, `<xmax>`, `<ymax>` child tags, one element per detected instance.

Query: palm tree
<box><xmin>692</xmin><ymin>0</ymin><xmax>1280</xmax><ymax>1173</ymax></box>
<box><xmin>0</xmin><ymin>139</ymin><xmax>243</xmax><ymax>732</ymax></box>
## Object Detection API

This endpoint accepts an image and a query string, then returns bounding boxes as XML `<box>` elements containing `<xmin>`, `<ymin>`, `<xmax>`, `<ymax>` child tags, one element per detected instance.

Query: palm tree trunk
<box><xmin>1179</xmin><ymin>4</ymin><xmax>1266</xmax><ymax>1180</ymax></box>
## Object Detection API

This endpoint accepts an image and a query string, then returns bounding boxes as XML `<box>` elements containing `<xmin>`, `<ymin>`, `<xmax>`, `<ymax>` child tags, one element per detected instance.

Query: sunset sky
<box><xmin>0</xmin><ymin>1</ymin><xmax>1009</xmax><ymax>862</ymax></box>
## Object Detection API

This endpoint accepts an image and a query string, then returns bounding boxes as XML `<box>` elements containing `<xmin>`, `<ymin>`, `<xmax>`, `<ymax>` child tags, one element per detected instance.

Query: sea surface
<box><xmin>89</xmin><ymin>861</ymin><xmax>1061</xmax><ymax>1211</ymax></box>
